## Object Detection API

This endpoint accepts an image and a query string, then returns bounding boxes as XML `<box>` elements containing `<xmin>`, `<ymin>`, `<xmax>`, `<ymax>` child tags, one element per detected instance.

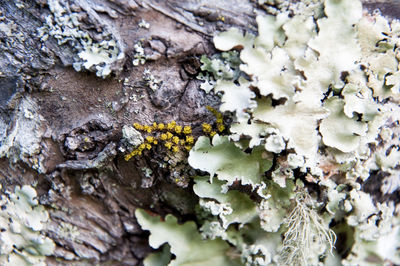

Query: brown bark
<box><xmin>0</xmin><ymin>0</ymin><xmax>398</xmax><ymax>265</ymax></box>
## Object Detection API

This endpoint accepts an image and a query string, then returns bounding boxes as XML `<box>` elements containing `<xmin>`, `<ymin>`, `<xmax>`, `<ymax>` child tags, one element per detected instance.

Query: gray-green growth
<box><xmin>0</xmin><ymin>185</ymin><xmax>55</xmax><ymax>266</ymax></box>
<box><xmin>135</xmin><ymin>0</ymin><xmax>400</xmax><ymax>265</ymax></box>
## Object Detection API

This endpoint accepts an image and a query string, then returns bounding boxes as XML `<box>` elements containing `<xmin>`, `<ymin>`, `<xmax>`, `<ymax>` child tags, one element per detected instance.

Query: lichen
<box><xmin>135</xmin><ymin>209</ymin><xmax>241</xmax><ymax>266</ymax></box>
<box><xmin>124</xmin><ymin>106</ymin><xmax>226</xmax><ymax>161</ymax></box>
<box><xmin>135</xmin><ymin>0</ymin><xmax>400</xmax><ymax>265</ymax></box>
<box><xmin>138</xmin><ymin>19</ymin><xmax>150</xmax><ymax>29</ymax></box>
<box><xmin>194</xmin><ymin>177</ymin><xmax>258</xmax><ymax>229</ymax></box>
<box><xmin>0</xmin><ymin>186</ymin><xmax>55</xmax><ymax>265</ymax></box>
<box><xmin>0</xmin><ymin>97</ymin><xmax>47</xmax><ymax>173</ymax></box>
<box><xmin>188</xmin><ymin>135</ymin><xmax>272</xmax><ymax>188</ymax></box>
<box><xmin>280</xmin><ymin>191</ymin><xmax>336</xmax><ymax>265</ymax></box>
<box><xmin>143</xmin><ymin>69</ymin><xmax>161</xmax><ymax>91</ymax></box>
<box><xmin>132</xmin><ymin>41</ymin><xmax>146</xmax><ymax>66</ymax></box>
<box><xmin>124</xmin><ymin>121</ymin><xmax>194</xmax><ymax>160</ymax></box>
<box><xmin>319</xmin><ymin>96</ymin><xmax>367</xmax><ymax>153</ymax></box>
<box><xmin>38</xmin><ymin>0</ymin><xmax>125</xmax><ymax>78</ymax></box>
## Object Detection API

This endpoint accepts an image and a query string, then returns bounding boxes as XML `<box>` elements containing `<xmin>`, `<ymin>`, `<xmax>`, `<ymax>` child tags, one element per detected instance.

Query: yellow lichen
<box><xmin>165</xmin><ymin>141</ymin><xmax>173</xmax><ymax>149</ymax></box>
<box><xmin>186</xmin><ymin>135</ymin><xmax>194</xmax><ymax>144</ymax></box>
<box><xmin>167</xmin><ymin>121</ymin><xmax>176</xmax><ymax>130</ymax></box>
<box><xmin>125</xmin><ymin>114</ymin><xmax>226</xmax><ymax>160</ymax></box>
<box><xmin>185</xmin><ymin>145</ymin><xmax>192</xmax><ymax>151</ymax></box>
<box><xmin>139</xmin><ymin>143</ymin><xmax>146</xmax><ymax>150</ymax></box>
<box><xmin>202</xmin><ymin>123</ymin><xmax>212</xmax><ymax>133</ymax></box>
<box><xmin>158</xmin><ymin>123</ymin><xmax>165</xmax><ymax>130</ymax></box>
<box><xmin>175</xmin><ymin>125</ymin><xmax>182</xmax><ymax>134</ymax></box>
<box><xmin>124</xmin><ymin>152</ymin><xmax>135</xmax><ymax>161</ymax></box>
<box><xmin>133</xmin><ymin>123</ymin><xmax>143</xmax><ymax>130</ymax></box>
<box><xmin>206</xmin><ymin>106</ymin><xmax>222</xmax><ymax>118</ymax></box>
<box><xmin>172</xmin><ymin>136</ymin><xmax>180</xmax><ymax>145</ymax></box>
<box><xmin>166</xmin><ymin>132</ymin><xmax>173</xmax><ymax>139</ymax></box>
<box><xmin>183</xmin><ymin>126</ymin><xmax>192</xmax><ymax>134</ymax></box>
<box><xmin>143</xmin><ymin>125</ymin><xmax>152</xmax><ymax>133</ymax></box>
<box><xmin>202</xmin><ymin>106</ymin><xmax>226</xmax><ymax>135</ymax></box>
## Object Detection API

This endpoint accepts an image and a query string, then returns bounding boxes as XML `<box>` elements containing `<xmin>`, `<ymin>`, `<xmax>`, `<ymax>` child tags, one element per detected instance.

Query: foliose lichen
<box><xmin>38</xmin><ymin>0</ymin><xmax>125</xmax><ymax>78</ymax></box>
<box><xmin>135</xmin><ymin>0</ymin><xmax>400</xmax><ymax>265</ymax></box>
<box><xmin>0</xmin><ymin>185</ymin><xmax>55</xmax><ymax>265</ymax></box>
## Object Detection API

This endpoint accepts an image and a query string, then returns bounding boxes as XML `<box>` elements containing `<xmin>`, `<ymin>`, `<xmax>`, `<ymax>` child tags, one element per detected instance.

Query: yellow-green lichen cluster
<box><xmin>124</xmin><ymin>106</ymin><xmax>226</xmax><ymax>160</ymax></box>
<box><xmin>124</xmin><ymin>121</ymin><xmax>194</xmax><ymax>160</ymax></box>
<box><xmin>202</xmin><ymin>106</ymin><xmax>226</xmax><ymax>137</ymax></box>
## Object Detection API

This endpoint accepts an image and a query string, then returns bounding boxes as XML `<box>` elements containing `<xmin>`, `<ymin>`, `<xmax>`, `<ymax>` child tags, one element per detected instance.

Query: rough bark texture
<box><xmin>0</xmin><ymin>0</ymin><xmax>398</xmax><ymax>265</ymax></box>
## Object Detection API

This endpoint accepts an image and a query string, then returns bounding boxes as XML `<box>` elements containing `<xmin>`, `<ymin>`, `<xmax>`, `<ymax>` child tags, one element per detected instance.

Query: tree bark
<box><xmin>0</xmin><ymin>0</ymin><xmax>398</xmax><ymax>265</ymax></box>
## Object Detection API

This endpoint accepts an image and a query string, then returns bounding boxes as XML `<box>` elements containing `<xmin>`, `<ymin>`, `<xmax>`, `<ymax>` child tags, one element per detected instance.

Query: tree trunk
<box><xmin>0</xmin><ymin>0</ymin><xmax>398</xmax><ymax>265</ymax></box>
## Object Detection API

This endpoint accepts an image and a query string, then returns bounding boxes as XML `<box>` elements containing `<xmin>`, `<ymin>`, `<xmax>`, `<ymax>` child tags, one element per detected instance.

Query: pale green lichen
<box><xmin>138</xmin><ymin>19</ymin><xmax>150</xmax><ymax>29</ymax></box>
<box><xmin>38</xmin><ymin>0</ymin><xmax>124</xmax><ymax>78</ymax></box>
<box><xmin>198</xmin><ymin>51</ymin><xmax>241</xmax><ymax>93</ymax></box>
<box><xmin>132</xmin><ymin>41</ymin><xmax>146</xmax><ymax>66</ymax></box>
<box><xmin>271</xmin><ymin>166</ymin><xmax>293</xmax><ymax>188</ymax></box>
<box><xmin>143</xmin><ymin>69</ymin><xmax>161</xmax><ymax>91</ymax></box>
<box><xmin>200</xmin><ymin>51</ymin><xmax>241</xmax><ymax>81</ymax></box>
<box><xmin>280</xmin><ymin>191</ymin><xmax>336</xmax><ymax>266</ymax></box>
<box><xmin>214</xmin><ymin>78</ymin><xmax>256</xmax><ymax>123</ymax></box>
<box><xmin>253</xmin><ymin>98</ymin><xmax>328</xmax><ymax>165</ymax></box>
<box><xmin>135</xmin><ymin>209</ymin><xmax>241</xmax><ymax>266</ymax></box>
<box><xmin>319</xmin><ymin>97</ymin><xmax>368</xmax><ymax>153</ymax></box>
<box><xmin>122</xmin><ymin>125</ymin><xmax>144</xmax><ymax>146</ymax></box>
<box><xmin>0</xmin><ymin>186</ymin><xmax>55</xmax><ymax>265</ymax></box>
<box><xmin>200</xmin><ymin>221</ymin><xmax>228</xmax><ymax>240</ymax></box>
<box><xmin>141</xmin><ymin>167</ymin><xmax>153</xmax><ymax>179</ymax></box>
<box><xmin>342</xmin><ymin>201</ymin><xmax>400</xmax><ymax>265</ymax></box>
<box><xmin>136</xmin><ymin>0</ymin><xmax>400</xmax><ymax>265</ymax></box>
<box><xmin>194</xmin><ymin>177</ymin><xmax>257</xmax><ymax>229</ymax></box>
<box><xmin>238</xmin><ymin>224</ymin><xmax>282</xmax><ymax>266</ymax></box>
<box><xmin>58</xmin><ymin>222</ymin><xmax>80</xmax><ymax>243</ymax></box>
<box><xmin>144</xmin><ymin>245</ymin><xmax>171</xmax><ymax>266</ymax></box>
<box><xmin>188</xmin><ymin>135</ymin><xmax>272</xmax><ymax>188</ymax></box>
